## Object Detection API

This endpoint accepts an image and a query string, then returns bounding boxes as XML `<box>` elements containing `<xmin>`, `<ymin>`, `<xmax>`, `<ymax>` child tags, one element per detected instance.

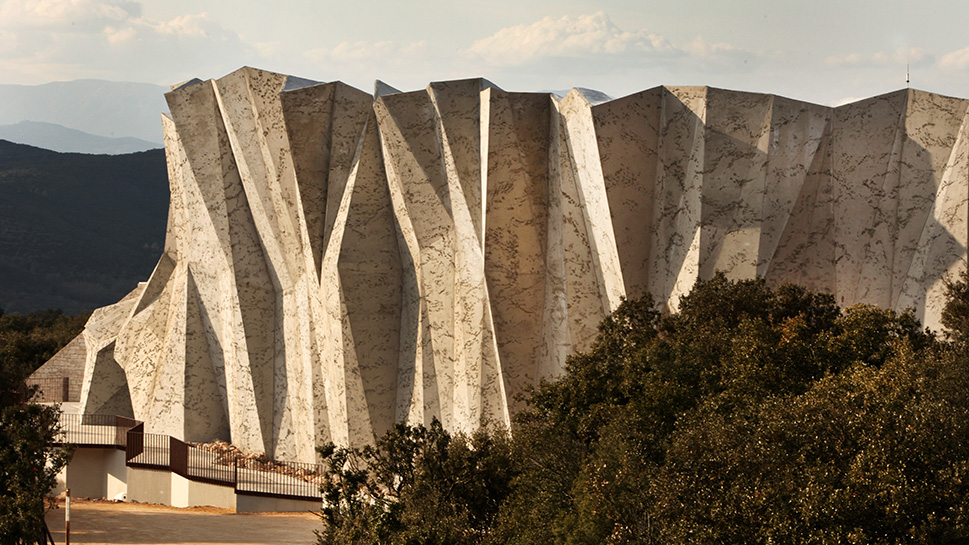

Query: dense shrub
<box><xmin>317</xmin><ymin>420</ymin><xmax>515</xmax><ymax>545</ymax></box>
<box><xmin>0</xmin><ymin>308</ymin><xmax>81</xmax><ymax>544</ymax></box>
<box><xmin>318</xmin><ymin>274</ymin><xmax>969</xmax><ymax>544</ymax></box>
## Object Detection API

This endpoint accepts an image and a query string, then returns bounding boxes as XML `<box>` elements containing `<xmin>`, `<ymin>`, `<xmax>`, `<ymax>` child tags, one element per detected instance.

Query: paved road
<box><xmin>44</xmin><ymin>499</ymin><xmax>321</xmax><ymax>545</ymax></box>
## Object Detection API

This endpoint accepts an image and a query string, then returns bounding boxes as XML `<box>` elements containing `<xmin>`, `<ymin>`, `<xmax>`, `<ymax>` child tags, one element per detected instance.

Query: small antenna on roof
<box><xmin>906</xmin><ymin>63</ymin><xmax>910</xmax><ymax>88</ymax></box>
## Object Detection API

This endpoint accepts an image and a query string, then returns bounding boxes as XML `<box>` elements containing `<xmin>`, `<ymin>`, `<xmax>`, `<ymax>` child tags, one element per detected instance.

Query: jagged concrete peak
<box><xmin>548</xmin><ymin>87</ymin><xmax>613</xmax><ymax>104</ymax></box>
<box><xmin>479</xmin><ymin>78</ymin><xmax>501</xmax><ymax>92</ymax></box>
<box><xmin>279</xmin><ymin>80</ymin><xmax>369</xmax><ymax>100</ymax></box>
<box><xmin>831</xmin><ymin>88</ymin><xmax>968</xmax><ymax>110</ymax></box>
<box><xmin>374</xmin><ymin>80</ymin><xmax>402</xmax><ymax>99</ymax></box>
<box><xmin>426</xmin><ymin>77</ymin><xmax>504</xmax><ymax>94</ymax></box>
<box><xmin>830</xmin><ymin>88</ymin><xmax>910</xmax><ymax>109</ymax></box>
<box><xmin>283</xmin><ymin>75</ymin><xmax>322</xmax><ymax>92</ymax></box>
<box><xmin>604</xmin><ymin>86</ymin><xmax>665</xmax><ymax>103</ymax></box>
<box><xmin>170</xmin><ymin>78</ymin><xmax>204</xmax><ymax>92</ymax></box>
<box><xmin>223</xmin><ymin>66</ymin><xmax>259</xmax><ymax>80</ymax></box>
<box><xmin>574</xmin><ymin>87</ymin><xmax>613</xmax><ymax>105</ymax></box>
<box><xmin>166</xmin><ymin>69</ymin><xmax>969</xmax><ymax>113</ymax></box>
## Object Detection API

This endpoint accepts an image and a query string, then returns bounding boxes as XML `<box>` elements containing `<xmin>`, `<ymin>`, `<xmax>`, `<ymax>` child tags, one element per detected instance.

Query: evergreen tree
<box><xmin>316</xmin><ymin>273</ymin><xmax>969</xmax><ymax>544</ymax></box>
<box><xmin>0</xmin><ymin>309</ymin><xmax>80</xmax><ymax>544</ymax></box>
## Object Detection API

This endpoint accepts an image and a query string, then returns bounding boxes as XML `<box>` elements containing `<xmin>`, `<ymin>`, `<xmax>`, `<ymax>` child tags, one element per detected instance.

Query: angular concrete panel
<box><xmin>63</xmin><ymin>69</ymin><xmax>969</xmax><ymax>460</ymax></box>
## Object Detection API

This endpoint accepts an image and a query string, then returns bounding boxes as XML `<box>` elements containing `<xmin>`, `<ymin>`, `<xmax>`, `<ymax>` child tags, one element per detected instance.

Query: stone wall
<box><xmin>29</xmin><ymin>334</ymin><xmax>85</xmax><ymax>401</ymax></box>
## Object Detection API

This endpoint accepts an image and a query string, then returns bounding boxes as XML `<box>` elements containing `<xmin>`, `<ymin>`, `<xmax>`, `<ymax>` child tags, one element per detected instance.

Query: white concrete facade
<box><xmin>70</xmin><ymin>68</ymin><xmax>969</xmax><ymax>461</ymax></box>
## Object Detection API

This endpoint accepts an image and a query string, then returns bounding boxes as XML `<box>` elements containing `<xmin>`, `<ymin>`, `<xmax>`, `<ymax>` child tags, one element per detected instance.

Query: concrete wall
<box><xmin>126</xmin><ymin>467</ymin><xmax>171</xmax><ymax>505</ymax></box>
<box><xmin>66</xmin><ymin>448</ymin><xmax>105</xmax><ymax>498</ymax></box>
<box><xmin>105</xmin><ymin>448</ymin><xmax>127</xmax><ymax>500</ymax></box>
<box><xmin>236</xmin><ymin>493</ymin><xmax>320</xmax><ymax>513</ymax></box>
<box><xmin>61</xmin><ymin>447</ymin><xmax>126</xmax><ymax>499</ymax></box>
<box><xmin>170</xmin><ymin>473</ymin><xmax>235</xmax><ymax>509</ymax></box>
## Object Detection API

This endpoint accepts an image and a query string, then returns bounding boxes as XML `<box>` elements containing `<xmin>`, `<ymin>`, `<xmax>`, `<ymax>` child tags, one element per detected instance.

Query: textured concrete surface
<box><xmin>70</xmin><ymin>68</ymin><xmax>969</xmax><ymax>460</ymax></box>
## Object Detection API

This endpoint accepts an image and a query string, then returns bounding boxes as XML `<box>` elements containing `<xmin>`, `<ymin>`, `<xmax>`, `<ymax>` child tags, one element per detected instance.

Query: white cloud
<box><xmin>825</xmin><ymin>53</ymin><xmax>864</xmax><ymax>67</ymax></box>
<box><xmin>0</xmin><ymin>30</ymin><xmax>17</xmax><ymax>52</ymax></box>
<box><xmin>825</xmin><ymin>48</ymin><xmax>933</xmax><ymax>69</ymax></box>
<box><xmin>872</xmin><ymin>47</ymin><xmax>931</xmax><ymax>67</ymax></box>
<box><xmin>459</xmin><ymin>11</ymin><xmax>766</xmax><ymax>80</ymax></box>
<box><xmin>309</xmin><ymin>40</ymin><xmax>429</xmax><ymax>64</ymax></box>
<box><xmin>255</xmin><ymin>41</ymin><xmax>281</xmax><ymax>58</ymax></box>
<box><xmin>297</xmin><ymin>12</ymin><xmax>718</xmax><ymax>94</ymax></box>
<box><xmin>683</xmin><ymin>36</ymin><xmax>738</xmax><ymax>59</ymax></box>
<box><xmin>294</xmin><ymin>11</ymin><xmax>771</xmax><ymax>95</ymax></box>
<box><xmin>104</xmin><ymin>25</ymin><xmax>135</xmax><ymax>44</ymax></box>
<box><xmin>155</xmin><ymin>13</ymin><xmax>219</xmax><ymax>38</ymax></box>
<box><xmin>0</xmin><ymin>0</ymin><xmax>140</xmax><ymax>31</ymax></box>
<box><xmin>680</xmin><ymin>36</ymin><xmax>760</xmax><ymax>71</ymax></box>
<box><xmin>0</xmin><ymin>0</ymin><xmax>258</xmax><ymax>84</ymax></box>
<box><xmin>299</xmin><ymin>39</ymin><xmax>445</xmax><ymax>90</ymax></box>
<box><xmin>466</xmin><ymin>12</ymin><xmax>675</xmax><ymax>66</ymax></box>
<box><xmin>939</xmin><ymin>46</ymin><xmax>969</xmax><ymax>70</ymax></box>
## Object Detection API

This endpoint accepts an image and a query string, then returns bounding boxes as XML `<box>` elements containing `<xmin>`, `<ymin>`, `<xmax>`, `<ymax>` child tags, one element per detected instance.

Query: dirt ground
<box><xmin>43</xmin><ymin>498</ymin><xmax>321</xmax><ymax>545</ymax></box>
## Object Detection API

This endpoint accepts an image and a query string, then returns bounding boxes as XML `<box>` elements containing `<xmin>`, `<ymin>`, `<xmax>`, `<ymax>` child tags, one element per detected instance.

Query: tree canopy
<box><xmin>317</xmin><ymin>274</ymin><xmax>969</xmax><ymax>544</ymax></box>
<box><xmin>0</xmin><ymin>309</ymin><xmax>80</xmax><ymax>544</ymax></box>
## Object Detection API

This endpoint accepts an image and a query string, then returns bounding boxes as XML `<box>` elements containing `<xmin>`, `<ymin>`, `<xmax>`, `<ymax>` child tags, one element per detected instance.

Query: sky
<box><xmin>1</xmin><ymin>0</ymin><xmax>968</xmax><ymax>106</ymax></box>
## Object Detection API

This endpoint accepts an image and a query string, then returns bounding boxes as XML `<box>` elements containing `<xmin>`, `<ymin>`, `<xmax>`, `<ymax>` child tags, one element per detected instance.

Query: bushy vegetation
<box><xmin>317</xmin><ymin>274</ymin><xmax>969</xmax><ymax>544</ymax></box>
<box><xmin>317</xmin><ymin>420</ymin><xmax>514</xmax><ymax>545</ymax></box>
<box><xmin>0</xmin><ymin>308</ymin><xmax>82</xmax><ymax>544</ymax></box>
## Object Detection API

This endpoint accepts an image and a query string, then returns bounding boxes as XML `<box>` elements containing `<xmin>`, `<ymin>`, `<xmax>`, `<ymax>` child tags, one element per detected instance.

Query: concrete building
<box><xmin>66</xmin><ymin>68</ymin><xmax>969</xmax><ymax>462</ymax></box>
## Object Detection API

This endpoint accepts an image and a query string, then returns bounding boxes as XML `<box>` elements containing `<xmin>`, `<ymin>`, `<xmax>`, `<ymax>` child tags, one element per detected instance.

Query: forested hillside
<box><xmin>0</xmin><ymin>140</ymin><xmax>169</xmax><ymax>313</ymax></box>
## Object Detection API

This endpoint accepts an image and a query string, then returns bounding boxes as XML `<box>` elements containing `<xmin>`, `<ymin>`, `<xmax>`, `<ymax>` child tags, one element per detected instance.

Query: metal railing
<box><xmin>56</xmin><ymin>414</ymin><xmax>136</xmax><ymax>448</ymax></box>
<box><xmin>115</xmin><ymin>417</ymin><xmax>140</xmax><ymax>448</ymax></box>
<box><xmin>27</xmin><ymin>377</ymin><xmax>69</xmax><ymax>402</ymax></box>
<box><xmin>126</xmin><ymin>432</ymin><xmax>170</xmax><ymax>469</ymax></box>
<box><xmin>58</xmin><ymin>412</ymin><xmax>325</xmax><ymax>501</ymax></box>
<box><xmin>235</xmin><ymin>458</ymin><xmax>327</xmax><ymax>501</ymax></box>
<box><xmin>170</xmin><ymin>438</ymin><xmax>236</xmax><ymax>487</ymax></box>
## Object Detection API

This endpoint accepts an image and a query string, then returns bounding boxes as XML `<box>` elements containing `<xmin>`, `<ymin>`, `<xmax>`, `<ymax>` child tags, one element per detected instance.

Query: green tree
<box><xmin>316</xmin><ymin>273</ymin><xmax>969</xmax><ymax>544</ymax></box>
<box><xmin>0</xmin><ymin>350</ymin><xmax>71</xmax><ymax>544</ymax></box>
<box><xmin>0</xmin><ymin>308</ymin><xmax>81</xmax><ymax>544</ymax></box>
<box><xmin>651</xmin><ymin>339</ymin><xmax>969</xmax><ymax>544</ymax></box>
<box><xmin>497</xmin><ymin>274</ymin><xmax>950</xmax><ymax>544</ymax></box>
<box><xmin>942</xmin><ymin>270</ymin><xmax>969</xmax><ymax>345</ymax></box>
<box><xmin>317</xmin><ymin>419</ymin><xmax>515</xmax><ymax>545</ymax></box>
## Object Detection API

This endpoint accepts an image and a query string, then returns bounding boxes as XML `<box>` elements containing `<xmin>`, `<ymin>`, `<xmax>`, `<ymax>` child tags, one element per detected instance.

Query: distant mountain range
<box><xmin>0</xmin><ymin>121</ymin><xmax>161</xmax><ymax>155</ymax></box>
<box><xmin>0</xmin><ymin>140</ymin><xmax>169</xmax><ymax>314</ymax></box>
<box><xmin>0</xmin><ymin>79</ymin><xmax>169</xmax><ymax>147</ymax></box>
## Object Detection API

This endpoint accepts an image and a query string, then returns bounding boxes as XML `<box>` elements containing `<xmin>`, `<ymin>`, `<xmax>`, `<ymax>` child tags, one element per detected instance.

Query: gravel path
<box><xmin>44</xmin><ymin>499</ymin><xmax>321</xmax><ymax>545</ymax></box>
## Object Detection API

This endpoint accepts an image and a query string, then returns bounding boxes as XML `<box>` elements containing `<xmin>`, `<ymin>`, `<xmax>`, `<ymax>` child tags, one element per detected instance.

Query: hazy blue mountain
<box><xmin>0</xmin><ymin>140</ymin><xmax>169</xmax><ymax>314</ymax></box>
<box><xmin>0</xmin><ymin>80</ymin><xmax>169</xmax><ymax>145</ymax></box>
<box><xmin>0</xmin><ymin>121</ymin><xmax>162</xmax><ymax>155</ymax></box>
